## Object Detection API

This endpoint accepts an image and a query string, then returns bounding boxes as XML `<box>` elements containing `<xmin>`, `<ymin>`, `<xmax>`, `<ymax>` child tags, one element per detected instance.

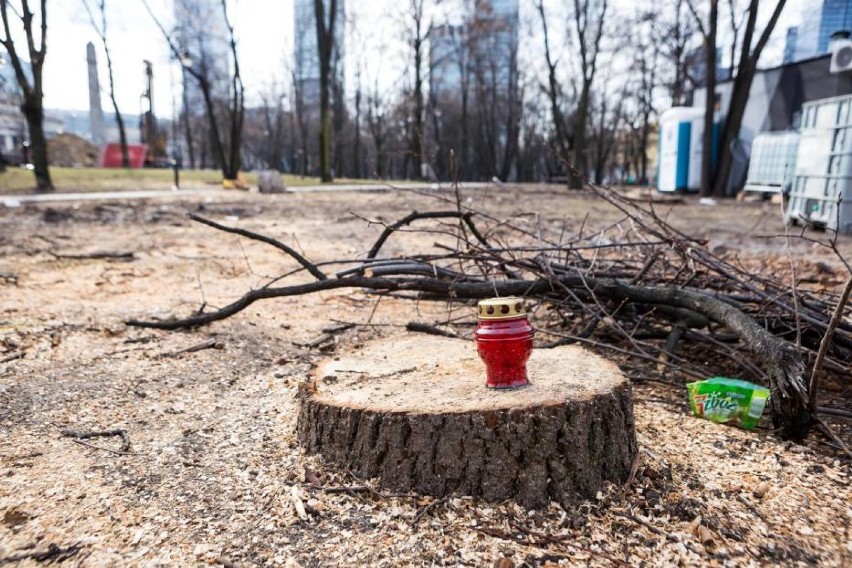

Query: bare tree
<box><xmin>404</xmin><ymin>0</ymin><xmax>430</xmax><ymax>180</ymax></box>
<box><xmin>242</xmin><ymin>82</ymin><xmax>287</xmax><ymax>171</ymax></box>
<box><xmin>366</xmin><ymin>80</ymin><xmax>388</xmax><ymax>178</ymax></box>
<box><xmin>449</xmin><ymin>22</ymin><xmax>471</xmax><ymax>179</ymax></box>
<box><xmin>81</xmin><ymin>0</ymin><xmax>128</xmax><ymax>168</ymax></box>
<box><xmin>688</xmin><ymin>0</ymin><xmax>787</xmax><ymax>197</ymax></box>
<box><xmin>711</xmin><ymin>0</ymin><xmax>786</xmax><ymax>197</ymax></box>
<box><xmin>291</xmin><ymin>68</ymin><xmax>310</xmax><ymax>177</ymax></box>
<box><xmin>570</xmin><ymin>0</ymin><xmax>609</xmax><ymax>188</ymax></box>
<box><xmin>0</xmin><ymin>0</ymin><xmax>52</xmax><ymax>190</ymax></box>
<box><xmin>535</xmin><ymin>0</ymin><xmax>572</xmax><ymax>172</ymax></box>
<box><xmin>467</xmin><ymin>1</ymin><xmax>520</xmax><ymax>181</ymax></box>
<box><xmin>428</xmin><ymin>13</ymin><xmax>471</xmax><ymax>180</ymax></box>
<box><xmin>143</xmin><ymin>0</ymin><xmax>245</xmax><ymax>181</ymax></box>
<box><xmin>687</xmin><ymin>0</ymin><xmax>718</xmax><ymax>197</ymax></box>
<box><xmin>534</xmin><ymin>0</ymin><xmax>608</xmax><ymax>187</ymax></box>
<box><xmin>589</xmin><ymin>83</ymin><xmax>624</xmax><ymax>184</ymax></box>
<box><xmin>352</xmin><ymin>66</ymin><xmax>363</xmax><ymax>178</ymax></box>
<box><xmin>314</xmin><ymin>0</ymin><xmax>338</xmax><ymax>182</ymax></box>
<box><xmin>630</xmin><ymin>8</ymin><xmax>660</xmax><ymax>184</ymax></box>
<box><xmin>658</xmin><ymin>0</ymin><xmax>698</xmax><ymax>106</ymax></box>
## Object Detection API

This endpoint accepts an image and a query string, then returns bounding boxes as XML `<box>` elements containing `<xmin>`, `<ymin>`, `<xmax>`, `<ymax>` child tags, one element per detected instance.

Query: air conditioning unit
<box><xmin>830</xmin><ymin>40</ymin><xmax>852</xmax><ymax>73</ymax></box>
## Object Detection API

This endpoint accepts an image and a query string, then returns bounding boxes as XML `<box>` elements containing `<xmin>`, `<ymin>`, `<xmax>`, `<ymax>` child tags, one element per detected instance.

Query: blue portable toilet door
<box><xmin>675</xmin><ymin>121</ymin><xmax>691</xmax><ymax>191</ymax></box>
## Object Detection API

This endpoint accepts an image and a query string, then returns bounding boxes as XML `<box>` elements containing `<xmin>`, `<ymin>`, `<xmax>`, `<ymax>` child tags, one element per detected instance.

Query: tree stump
<box><xmin>297</xmin><ymin>335</ymin><xmax>637</xmax><ymax>508</ymax></box>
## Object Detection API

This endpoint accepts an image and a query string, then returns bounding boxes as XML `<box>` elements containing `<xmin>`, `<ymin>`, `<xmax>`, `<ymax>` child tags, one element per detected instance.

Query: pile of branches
<box><xmin>128</xmin><ymin>184</ymin><xmax>852</xmax><ymax>441</ymax></box>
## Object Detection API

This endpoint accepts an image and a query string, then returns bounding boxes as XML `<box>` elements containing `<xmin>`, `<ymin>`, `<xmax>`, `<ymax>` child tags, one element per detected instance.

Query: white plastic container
<box><xmin>743</xmin><ymin>131</ymin><xmax>799</xmax><ymax>193</ymax></box>
<box><xmin>786</xmin><ymin>94</ymin><xmax>852</xmax><ymax>234</ymax></box>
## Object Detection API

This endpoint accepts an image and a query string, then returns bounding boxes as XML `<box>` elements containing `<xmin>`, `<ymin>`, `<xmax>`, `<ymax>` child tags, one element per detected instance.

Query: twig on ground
<box><xmin>412</xmin><ymin>497</ymin><xmax>448</xmax><ymax>526</ymax></box>
<box><xmin>818</xmin><ymin>406</ymin><xmax>852</xmax><ymax>419</ymax></box>
<box><xmin>477</xmin><ymin>523</ymin><xmax>632</xmax><ymax>567</ymax></box>
<box><xmin>0</xmin><ymin>272</ymin><xmax>18</xmax><ymax>285</ymax></box>
<box><xmin>160</xmin><ymin>338</ymin><xmax>223</xmax><ymax>358</ymax></box>
<box><xmin>49</xmin><ymin>251</ymin><xmax>135</xmax><ymax>261</ymax></box>
<box><xmin>814</xmin><ymin>418</ymin><xmax>852</xmax><ymax>460</ymax></box>
<box><xmin>0</xmin><ymin>543</ymin><xmax>82</xmax><ymax>564</ymax></box>
<box><xmin>610</xmin><ymin>510</ymin><xmax>704</xmax><ymax>555</ymax></box>
<box><xmin>737</xmin><ymin>494</ymin><xmax>770</xmax><ymax>524</ymax></box>
<box><xmin>405</xmin><ymin>322</ymin><xmax>460</xmax><ymax>338</ymax></box>
<box><xmin>1</xmin><ymin>352</ymin><xmax>23</xmax><ymax>363</ymax></box>
<box><xmin>808</xmin><ymin>275</ymin><xmax>852</xmax><ymax>413</ymax></box>
<box><xmin>623</xmin><ymin>451</ymin><xmax>643</xmax><ymax>492</ymax></box>
<box><xmin>215</xmin><ymin>556</ymin><xmax>241</xmax><ymax>568</ymax></box>
<box><xmin>60</xmin><ymin>428</ymin><xmax>131</xmax><ymax>452</ymax></box>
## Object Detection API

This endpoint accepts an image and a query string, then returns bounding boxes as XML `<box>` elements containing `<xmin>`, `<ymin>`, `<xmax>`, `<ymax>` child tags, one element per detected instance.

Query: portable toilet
<box><xmin>657</xmin><ymin>107</ymin><xmax>721</xmax><ymax>192</ymax></box>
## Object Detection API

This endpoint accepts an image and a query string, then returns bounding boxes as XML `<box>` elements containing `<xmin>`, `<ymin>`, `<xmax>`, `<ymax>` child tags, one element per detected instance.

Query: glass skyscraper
<box><xmin>794</xmin><ymin>0</ymin><xmax>852</xmax><ymax>61</ymax></box>
<box><xmin>783</xmin><ymin>26</ymin><xmax>798</xmax><ymax>64</ymax></box>
<box><xmin>293</xmin><ymin>0</ymin><xmax>346</xmax><ymax>110</ymax></box>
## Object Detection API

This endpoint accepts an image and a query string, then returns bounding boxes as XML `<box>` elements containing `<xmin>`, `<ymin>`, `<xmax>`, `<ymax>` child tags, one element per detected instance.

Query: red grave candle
<box><xmin>475</xmin><ymin>297</ymin><xmax>534</xmax><ymax>389</ymax></box>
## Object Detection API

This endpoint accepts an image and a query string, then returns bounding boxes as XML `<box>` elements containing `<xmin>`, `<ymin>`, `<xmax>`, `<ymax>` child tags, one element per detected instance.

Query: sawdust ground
<box><xmin>0</xmin><ymin>186</ymin><xmax>849</xmax><ymax>567</ymax></box>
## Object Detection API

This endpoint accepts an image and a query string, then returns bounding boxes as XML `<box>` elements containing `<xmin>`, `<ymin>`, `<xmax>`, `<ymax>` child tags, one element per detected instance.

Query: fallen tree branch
<box><xmin>127</xmin><ymin>273</ymin><xmax>809</xmax><ymax>437</ymax></box>
<box><xmin>187</xmin><ymin>213</ymin><xmax>327</xmax><ymax>281</ymax></box>
<box><xmin>365</xmin><ymin>210</ymin><xmax>490</xmax><ymax>259</ymax></box>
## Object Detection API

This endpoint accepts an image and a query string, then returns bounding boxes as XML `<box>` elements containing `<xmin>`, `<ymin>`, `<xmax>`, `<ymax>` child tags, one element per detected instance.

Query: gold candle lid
<box><xmin>477</xmin><ymin>297</ymin><xmax>527</xmax><ymax>320</ymax></box>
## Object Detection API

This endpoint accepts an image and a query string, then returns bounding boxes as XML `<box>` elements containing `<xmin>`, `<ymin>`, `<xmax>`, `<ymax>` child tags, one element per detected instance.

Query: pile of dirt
<box><xmin>47</xmin><ymin>134</ymin><xmax>99</xmax><ymax>168</ymax></box>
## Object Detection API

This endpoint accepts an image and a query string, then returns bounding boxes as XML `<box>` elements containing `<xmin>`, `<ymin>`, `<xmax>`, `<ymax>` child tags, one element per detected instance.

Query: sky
<box><xmin>12</xmin><ymin>0</ymin><xmax>808</xmax><ymax>120</ymax></box>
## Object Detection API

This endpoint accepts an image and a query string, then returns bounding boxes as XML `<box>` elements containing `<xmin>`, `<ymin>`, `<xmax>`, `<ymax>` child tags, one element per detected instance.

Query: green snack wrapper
<box><xmin>686</xmin><ymin>377</ymin><xmax>770</xmax><ymax>430</ymax></box>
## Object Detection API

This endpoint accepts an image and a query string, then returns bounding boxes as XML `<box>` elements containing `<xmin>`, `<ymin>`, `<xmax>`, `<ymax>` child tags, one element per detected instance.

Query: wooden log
<box><xmin>297</xmin><ymin>335</ymin><xmax>637</xmax><ymax>508</ymax></box>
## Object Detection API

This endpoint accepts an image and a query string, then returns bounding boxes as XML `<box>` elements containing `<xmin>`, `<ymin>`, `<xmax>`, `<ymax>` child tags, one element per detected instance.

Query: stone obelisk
<box><xmin>86</xmin><ymin>42</ymin><xmax>106</xmax><ymax>147</ymax></box>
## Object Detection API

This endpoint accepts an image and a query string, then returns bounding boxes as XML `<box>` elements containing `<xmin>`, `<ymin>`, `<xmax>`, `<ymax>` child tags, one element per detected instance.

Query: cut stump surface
<box><xmin>297</xmin><ymin>335</ymin><xmax>637</xmax><ymax>508</ymax></box>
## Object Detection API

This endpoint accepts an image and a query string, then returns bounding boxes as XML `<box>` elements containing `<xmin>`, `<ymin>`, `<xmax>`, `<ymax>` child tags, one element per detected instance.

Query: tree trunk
<box><xmin>699</xmin><ymin>0</ymin><xmax>718</xmax><ymax>197</ymax></box>
<box><xmin>97</xmin><ymin>1</ymin><xmax>128</xmax><ymax>168</ymax></box>
<box><xmin>298</xmin><ymin>336</ymin><xmax>637</xmax><ymax>508</ymax></box>
<box><xmin>223</xmin><ymin>0</ymin><xmax>243</xmax><ymax>181</ymax></box>
<box><xmin>572</xmin><ymin>83</ymin><xmax>591</xmax><ymax>188</ymax></box>
<box><xmin>536</xmin><ymin>1</ymin><xmax>571</xmax><ymax>173</ymax></box>
<box><xmin>21</xmin><ymin>96</ymin><xmax>52</xmax><ymax>191</ymax></box>
<box><xmin>412</xmin><ymin>36</ymin><xmax>425</xmax><ymax>179</ymax></box>
<box><xmin>181</xmin><ymin>70</ymin><xmax>196</xmax><ymax>168</ymax></box>
<box><xmin>710</xmin><ymin>61</ymin><xmax>754</xmax><ymax>197</ymax></box>
<box><xmin>314</xmin><ymin>0</ymin><xmax>336</xmax><ymax>183</ymax></box>
<box><xmin>640</xmin><ymin>109</ymin><xmax>651</xmax><ymax>184</ymax></box>
<box><xmin>709</xmin><ymin>0</ymin><xmax>787</xmax><ymax>197</ymax></box>
<box><xmin>353</xmin><ymin>82</ymin><xmax>361</xmax><ymax>178</ymax></box>
<box><xmin>197</xmin><ymin>80</ymin><xmax>228</xmax><ymax>179</ymax></box>
<box><xmin>0</xmin><ymin>0</ymin><xmax>53</xmax><ymax>191</ymax></box>
<box><xmin>319</xmin><ymin>91</ymin><xmax>331</xmax><ymax>182</ymax></box>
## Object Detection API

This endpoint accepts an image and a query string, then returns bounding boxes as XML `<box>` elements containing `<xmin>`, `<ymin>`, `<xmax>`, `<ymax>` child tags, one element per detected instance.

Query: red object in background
<box><xmin>100</xmin><ymin>144</ymin><xmax>147</xmax><ymax>168</ymax></box>
<box><xmin>475</xmin><ymin>297</ymin><xmax>534</xmax><ymax>389</ymax></box>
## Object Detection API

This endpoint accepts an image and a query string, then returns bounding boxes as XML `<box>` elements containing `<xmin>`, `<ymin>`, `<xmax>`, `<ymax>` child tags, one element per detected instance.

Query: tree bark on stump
<box><xmin>298</xmin><ymin>336</ymin><xmax>637</xmax><ymax>508</ymax></box>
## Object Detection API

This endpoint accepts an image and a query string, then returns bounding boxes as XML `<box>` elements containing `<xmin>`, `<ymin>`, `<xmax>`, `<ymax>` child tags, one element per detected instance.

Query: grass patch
<box><xmin>0</xmin><ymin>167</ymin><xmax>381</xmax><ymax>194</ymax></box>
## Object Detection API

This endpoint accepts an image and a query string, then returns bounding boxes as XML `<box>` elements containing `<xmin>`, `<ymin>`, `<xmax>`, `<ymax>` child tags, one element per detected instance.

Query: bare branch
<box><xmin>187</xmin><ymin>214</ymin><xmax>327</xmax><ymax>281</ymax></box>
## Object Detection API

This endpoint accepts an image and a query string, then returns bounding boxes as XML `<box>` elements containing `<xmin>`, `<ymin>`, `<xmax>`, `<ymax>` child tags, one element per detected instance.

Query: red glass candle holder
<box><xmin>475</xmin><ymin>297</ymin><xmax>534</xmax><ymax>389</ymax></box>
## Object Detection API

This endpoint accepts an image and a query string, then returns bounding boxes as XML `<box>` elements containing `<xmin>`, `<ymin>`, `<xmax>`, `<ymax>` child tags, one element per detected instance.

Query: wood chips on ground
<box><xmin>0</xmin><ymin>187</ymin><xmax>849</xmax><ymax>567</ymax></box>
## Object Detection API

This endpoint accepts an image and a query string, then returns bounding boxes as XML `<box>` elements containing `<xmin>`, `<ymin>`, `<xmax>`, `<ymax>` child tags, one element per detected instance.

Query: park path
<box><xmin>0</xmin><ymin>181</ymin><xmax>492</xmax><ymax>206</ymax></box>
